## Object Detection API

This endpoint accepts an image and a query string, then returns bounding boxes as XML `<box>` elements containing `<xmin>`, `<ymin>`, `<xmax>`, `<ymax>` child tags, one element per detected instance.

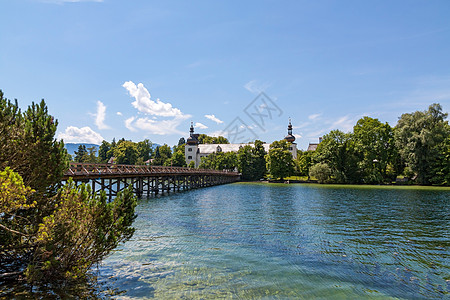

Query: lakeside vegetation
<box><xmin>73</xmin><ymin>103</ymin><xmax>449</xmax><ymax>186</ymax></box>
<box><xmin>0</xmin><ymin>91</ymin><xmax>137</xmax><ymax>292</ymax></box>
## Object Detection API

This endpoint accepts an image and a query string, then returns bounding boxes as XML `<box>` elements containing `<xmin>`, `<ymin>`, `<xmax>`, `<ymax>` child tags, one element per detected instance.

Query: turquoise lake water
<box><xmin>98</xmin><ymin>183</ymin><xmax>450</xmax><ymax>299</ymax></box>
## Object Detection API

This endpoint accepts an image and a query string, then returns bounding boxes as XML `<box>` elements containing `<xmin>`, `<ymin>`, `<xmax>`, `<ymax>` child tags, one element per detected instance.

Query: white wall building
<box><xmin>185</xmin><ymin>120</ymin><xmax>298</xmax><ymax>167</ymax></box>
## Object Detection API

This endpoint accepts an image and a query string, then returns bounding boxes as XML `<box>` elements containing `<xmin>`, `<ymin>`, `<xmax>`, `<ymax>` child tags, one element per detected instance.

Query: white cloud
<box><xmin>122</xmin><ymin>81</ymin><xmax>192</xmax><ymax>136</ymax></box>
<box><xmin>195</xmin><ymin>122</ymin><xmax>208</xmax><ymax>129</ymax></box>
<box><xmin>123</xmin><ymin>81</ymin><xmax>184</xmax><ymax>117</ymax></box>
<box><xmin>308</xmin><ymin>113</ymin><xmax>322</xmax><ymax>120</ymax></box>
<box><xmin>294</xmin><ymin>134</ymin><xmax>302</xmax><ymax>139</ymax></box>
<box><xmin>205</xmin><ymin>114</ymin><xmax>223</xmax><ymax>124</ymax></box>
<box><xmin>94</xmin><ymin>100</ymin><xmax>110</xmax><ymax>130</ymax></box>
<box><xmin>130</xmin><ymin>116</ymin><xmax>189</xmax><ymax>135</ymax></box>
<box><xmin>116</xmin><ymin>112</ymin><xmax>123</xmax><ymax>116</ymax></box>
<box><xmin>125</xmin><ymin>117</ymin><xmax>137</xmax><ymax>132</ymax></box>
<box><xmin>58</xmin><ymin>126</ymin><xmax>104</xmax><ymax>144</ymax></box>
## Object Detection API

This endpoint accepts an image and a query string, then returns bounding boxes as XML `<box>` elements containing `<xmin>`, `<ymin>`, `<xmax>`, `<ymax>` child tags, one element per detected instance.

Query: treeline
<box><xmin>302</xmin><ymin>103</ymin><xmax>449</xmax><ymax>186</ymax></box>
<box><xmin>73</xmin><ymin>134</ymin><xmax>231</xmax><ymax>167</ymax></box>
<box><xmin>199</xmin><ymin>103</ymin><xmax>449</xmax><ymax>186</ymax></box>
<box><xmin>0</xmin><ymin>91</ymin><xmax>137</xmax><ymax>290</ymax></box>
<box><xmin>72</xmin><ymin>138</ymin><xmax>187</xmax><ymax>167</ymax></box>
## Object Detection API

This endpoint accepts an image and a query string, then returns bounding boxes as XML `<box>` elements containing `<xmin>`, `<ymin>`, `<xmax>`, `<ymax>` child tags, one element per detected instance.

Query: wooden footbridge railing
<box><xmin>62</xmin><ymin>163</ymin><xmax>240</xmax><ymax>199</ymax></box>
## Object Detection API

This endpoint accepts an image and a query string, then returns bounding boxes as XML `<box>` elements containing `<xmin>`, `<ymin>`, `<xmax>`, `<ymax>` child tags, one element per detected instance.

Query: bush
<box><xmin>309</xmin><ymin>163</ymin><xmax>332</xmax><ymax>183</ymax></box>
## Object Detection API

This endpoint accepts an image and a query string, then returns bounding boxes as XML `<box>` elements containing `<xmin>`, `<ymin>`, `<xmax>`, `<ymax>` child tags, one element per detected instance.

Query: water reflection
<box><xmin>106</xmin><ymin>183</ymin><xmax>447</xmax><ymax>299</ymax></box>
<box><xmin>6</xmin><ymin>183</ymin><xmax>447</xmax><ymax>298</ymax></box>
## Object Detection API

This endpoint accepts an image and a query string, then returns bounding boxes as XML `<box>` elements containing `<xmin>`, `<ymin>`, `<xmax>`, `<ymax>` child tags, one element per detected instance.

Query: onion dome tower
<box><xmin>284</xmin><ymin>118</ymin><xmax>296</xmax><ymax>143</ymax></box>
<box><xmin>186</xmin><ymin>122</ymin><xmax>198</xmax><ymax>145</ymax></box>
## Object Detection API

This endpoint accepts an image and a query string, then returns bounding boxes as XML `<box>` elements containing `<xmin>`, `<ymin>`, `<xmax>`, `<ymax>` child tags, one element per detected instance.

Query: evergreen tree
<box><xmin>98</xmin><ymin>140</ymin><xmax>111</xmax><ymax>163</ymax></box>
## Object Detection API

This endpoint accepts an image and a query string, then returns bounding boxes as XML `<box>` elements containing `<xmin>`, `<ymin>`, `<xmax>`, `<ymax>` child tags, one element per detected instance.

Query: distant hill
<box><xmin>65</xmin><ymin>143</ymin><xmax>99</xmax><ymax>157</ymax></box>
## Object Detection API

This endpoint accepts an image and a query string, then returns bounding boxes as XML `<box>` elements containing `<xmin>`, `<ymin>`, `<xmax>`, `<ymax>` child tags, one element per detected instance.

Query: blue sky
<box><xmin>1</xmin><ymin>0</ymin><xmax>449</xmax><ymax>150</ymax></box>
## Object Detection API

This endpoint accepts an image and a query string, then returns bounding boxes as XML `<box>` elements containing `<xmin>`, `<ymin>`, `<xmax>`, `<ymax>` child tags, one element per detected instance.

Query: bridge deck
<box><xmin>62</xmin><ymin>163</ymin><xmax>240</xmax><ymax>180</ymax></box>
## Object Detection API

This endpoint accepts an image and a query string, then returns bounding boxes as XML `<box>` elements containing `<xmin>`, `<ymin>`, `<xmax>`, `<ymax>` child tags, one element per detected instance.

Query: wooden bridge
<box><xmin>62</xmin><ymin>163</ymin><xmax>240</xmax><ymax>199</ymax></box>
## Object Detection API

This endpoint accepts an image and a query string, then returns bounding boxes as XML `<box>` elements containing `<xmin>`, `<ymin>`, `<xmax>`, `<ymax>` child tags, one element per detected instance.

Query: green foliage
<box><xmin>309</xmin><ymin>162</ymin><xmax>332</xmax><ymax>183</ymax></box>
<box><xmin>0</xmin><ymin>90</ymin><xmax>137</xmax><ymax>287</ymax></box>
<box><xmin>188</xmin><ymin>161</ymin><xmax>196</xmax><ymax>168</ymax></box>
<box><xmin>0</xmin><ymin>167</ymin><xmax>35</xmax><ymax>215</ymax></box>
<box><xmin>395</xmin><ymin>103</ymin><xmax>448</xmax><ymax>185</ymax></box>
<box><xmin>74</xmin><ymin>145</ymin><xmax>88</xmax><ymax>163</ymax></box>
<box><xmin>353</xmin><ymin>116</ymin><xmax>397</xmax><ymax>183</ymax></box>
<box><xmin>98</xmin><ymin>140</ymin><xmax>111</xmax><ymax>163</ymax></box>
<box><xmin>164</xmin><ymin>150</ymin><xmax>186</xmax><ymax>167</ymax></box>
<box><xmin>152</xmin><ymin>144</ymin><xmax>172</xmax><ymax>166</ymax></box>
<box><xmin>237</xmin><ymin>140</ymin><xmax>267</xmax><ymax>181</ymax></box>
<box><xmin>430</xmin><ymin>124</ymin><xmax>450</xmax><ymax>185</ymax></box>
<box><xmin>137</xmin><ymin>139</ymin><xmax>153</xmax><ymax>162</ymax></box>
<box><xmin>199</xmin><ymin>151</ymin><xmax>237</xmax><ymax>171</ymax></box>
<box><xmin>296</xmin><ymin>150</ymin><xmax>314</xmax><ymax>179</ymax></box>
<box><xmin>27</xmin><ymin>180</ymin><xmax>136</xmax><ymax>283</ymax></box>
<box><xmin>197</xmin><ymin>134</ymin><xmax>229</xmax><ymax>144</ymax></box>
<box><xmin>313</xmin><ymin>130</ymin><xmax>359</xmax><ymax>183</ymax></box>
<box><xmin>266</xmin><ymin>140</ymin><xmax>294</xmax><ymax>180</ymax></box>
<box><xmin>114</xmin><ymin>140</ymin><xmax>138</xmax><ymax>165</ymax></box>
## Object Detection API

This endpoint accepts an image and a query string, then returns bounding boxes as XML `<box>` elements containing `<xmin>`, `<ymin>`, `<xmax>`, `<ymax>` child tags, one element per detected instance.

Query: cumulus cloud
<box><xmin>122</xmin><ymin>81</ymin><xmax>192</xmax><ymax>135</ymax></box>
<box><xmin>123</xmin><ymin>81</ymin><xmax>184</xmax><ymax>117</ymax></box>
<box><xmin>94</xmin><ymin>100</ymin><xmax>110</xmax><ymax>130</ymax></box>
<box><xmin>116</xmin><ymin>111</ymin><xmax>123</xmax><ymax>116</ymax></box>
<box><xmin>58</xmin><ymin>126</ymin><xmax>104</xmax><ymax>144</ymax></box>
<box><xmin>128</xmin><ymin>116</ymin><xmax>189</xmax><ymax>135</ymax></box>
<box><xmin>195</xmin><ymin>122</ymin><xmax>208</xmax><ymax>129</ymax></box>
<box><xmin>125</xmin><ymin>117</ymin><xmax>137</xmax><ymax>132</ymax></box>
<box><xmin>294</xmin><ymin>134</ymin><xmax>302</xmax><ymax>139</ymax></box>
<box><xmin>205</xmin><ymin>114</ymin><xmax>223</xmax><ymax>124</ymax></box>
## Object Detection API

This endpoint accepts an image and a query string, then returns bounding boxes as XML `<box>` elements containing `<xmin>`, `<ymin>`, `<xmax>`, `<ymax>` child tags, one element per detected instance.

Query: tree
<box><xmin>237</xmin><ymin>140</ymin><xmax>266</xmax><ymax>181</ymax></box>
<box><xmin>98</xmin><ymin>140</ymin><xmax>111</xmax><ymax>163</ymax></box>
<box><xmin>309</xmin><ymin>162</ymin><xmax>332</xmax><ymax>183</ymax></box>
<box><xmin>199</xmin><ymin>152</ymin><xmax>237</xmax><ymax>171</ymax></box>
<box><xmin>86</xmin><ymin>146</ymin><xmax>98</xmax><ymax>163</ymax></box>
<box><xmin>353</xmin><ymin>116</ymin><xmax>396</xmax><ymax>183</ymax></box>
<box><xmin>266</xmin><ymin>140</ymin><xmax>295</xmax><ymax>180</ymax></box>
<box><xmin>178</xmin><ymin>137</ymin><xmax>186</xmax><ymax>146</ymax></box>
<box><xmin>296</xmin><ymin>150</ymin><xmax>314</xmax><ymax>180</ymax></box>
<box><xmin>313</xmin><ymin>130</ymin><xmax>359</xmax><ymax>183</ymax></box>
<box><xmin>74</xmin><ymin>145</ymin><xmax>88</xmax><ymax>163</ymax></box>
<box><xmin>197</xmin><ymin>134</ymin><xmax>229</xmax><ymax>144</ymax></box>
<box><xmin>237</xmin><ymin>145</ymin><xmax>255</xmax><ymax>180</ymax></box>
<box><xmin>0</xmin><ymin>91</ymin><xmax>137</xmax><ymax>286</ymax></box>
<box><xmin>165</xmin><ymin>150</ymin><xmax>186</xmax><ymax>167</ymax></box>
<box><xmin>137</xmin><ymin>139</ymin><xmax>152</xmax><ymax>162</ymax></box>
<box><xmin>430</xmin><ymin>123</ymin><xmax>450</xmax><ymax>185</ymax></box>
<box><xmin>395</xmin><ymin>103</ymin><xmax>449</xmax><ymax>185</ymax></box>
<box><xmin>152</xmin><ymin>144</ymin><xmax>172</xmax><ymax>166</ymax></box>
<box><xmin>114</xmin><ymin>140</ymin><xmax>139</xmax><ymax>165</ymax></box>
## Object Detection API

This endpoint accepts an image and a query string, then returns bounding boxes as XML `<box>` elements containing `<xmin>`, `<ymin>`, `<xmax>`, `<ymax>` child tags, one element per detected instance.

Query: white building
<box><xmin>185</xmin><ymin>120</ymin><xmax>298</xmax><ymax>167</ymax></box>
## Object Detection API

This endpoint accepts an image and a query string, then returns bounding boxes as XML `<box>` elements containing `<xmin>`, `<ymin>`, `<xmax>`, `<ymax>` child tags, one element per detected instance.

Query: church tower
<box><xmin>284</xmin><ymin>118</ymin><xmax>297</xmax><ymax>159</ymax></box>
<box><xmin>185</xmin><ymin>122</ymin><xmax>199</xmax><ymax>167</ymax></box>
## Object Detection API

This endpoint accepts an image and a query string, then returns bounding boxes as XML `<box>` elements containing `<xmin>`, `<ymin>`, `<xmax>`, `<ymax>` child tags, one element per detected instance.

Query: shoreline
<box><xmin>235</xmin><ymin>180</ymin><xmax>450</xmax><ymax>190</ymax></box>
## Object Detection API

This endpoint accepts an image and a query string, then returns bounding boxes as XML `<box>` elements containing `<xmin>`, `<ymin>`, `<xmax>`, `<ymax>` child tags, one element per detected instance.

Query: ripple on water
<box><xmin>98</xmin><ymin>184</ymin><xmax>450</xmax><ymax>299</ymax></box>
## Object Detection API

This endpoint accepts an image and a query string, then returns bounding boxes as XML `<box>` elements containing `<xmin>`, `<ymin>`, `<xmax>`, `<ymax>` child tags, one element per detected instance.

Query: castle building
<box><xmin>185</xmin><ymin>120</ymin><xmax>298</xmax><ymax>167</ymax></box>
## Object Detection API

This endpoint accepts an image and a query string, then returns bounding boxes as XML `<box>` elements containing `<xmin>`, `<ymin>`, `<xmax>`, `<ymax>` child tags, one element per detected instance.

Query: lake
<box><xmin>98</xmin><ymin>183</ymin><xmax>450</xmax><ymax>299</ymax></box>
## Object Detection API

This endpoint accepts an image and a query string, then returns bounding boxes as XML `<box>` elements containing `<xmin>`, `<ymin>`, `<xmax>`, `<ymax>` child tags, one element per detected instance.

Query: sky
<box><xmin>1</xmin><ymin>0</ymin><xmax>450</xmax><ymax>150</ymax></box>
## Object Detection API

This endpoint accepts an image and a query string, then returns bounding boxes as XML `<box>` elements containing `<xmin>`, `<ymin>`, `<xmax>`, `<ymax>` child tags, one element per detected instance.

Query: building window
<box><xmin>188</xmin><ymin>156</ymin><xmax>192</xmax><ymax>159</ymax></box>
<box><xmin>188</xmin><ymin>148</ymin><xmax>192</xmax><ymax>151</ymax></box>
